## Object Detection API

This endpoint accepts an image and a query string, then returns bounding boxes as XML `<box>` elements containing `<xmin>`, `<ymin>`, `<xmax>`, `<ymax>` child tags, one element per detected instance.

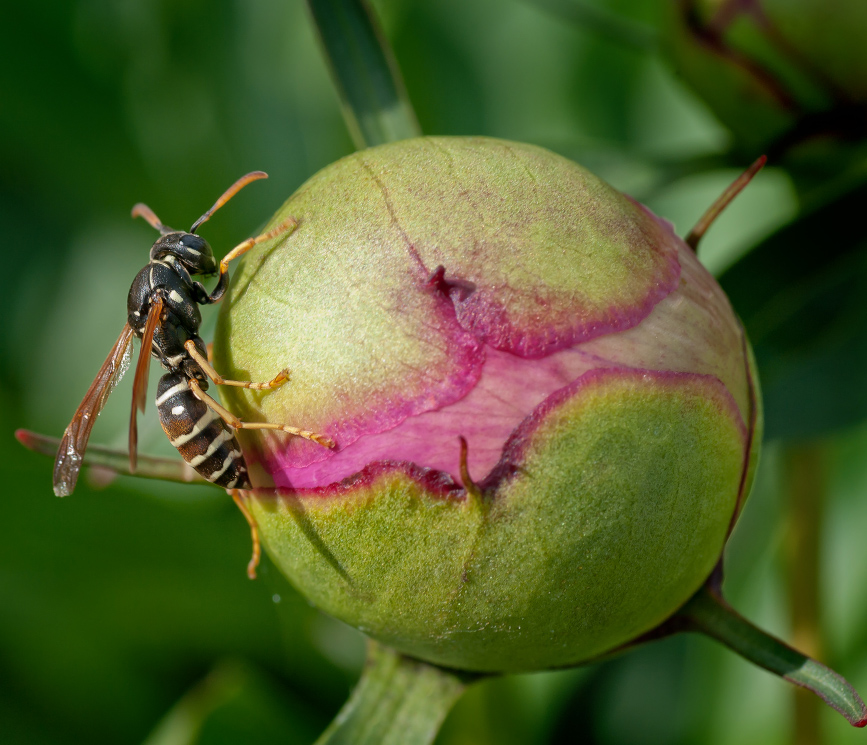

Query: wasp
<box><xmin>53</xmin><ymin>172</ymin><xmax>334</xmax><ymax>575</ymax></box>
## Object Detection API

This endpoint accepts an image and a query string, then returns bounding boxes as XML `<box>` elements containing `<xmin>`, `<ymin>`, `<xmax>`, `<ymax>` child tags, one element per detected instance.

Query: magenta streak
<box><xmin>261</xmin><ymin>347</ymin><xmax>746</xmax><ymax>492</ymax></box>
<box><xmin>443</xmin><ymin>214</ymin><xmax>683</xmax><ymax>359</ymax></box>
<box><xmin>452</xmin><ymin>250</ymin><xmax>680</xmax><ymax>359</ymax></box>
<box><xmin>254</xmin><ymin>460</ymin><xmax>465</xmax><ymax>502</ymax></box>
<box><xmin>254</xmin><ymin>217</ymin><xmax>752</xmax><ymax>494</ymax></box>
<box><xmin>487</xmin><ymin>367</ymin><xmax>747</xmax><ymax>489</ymax></box>
<box><xmin>262</xmin><ymin>345</ymin><xmax>599</xmax><ymax>489</ymax></box>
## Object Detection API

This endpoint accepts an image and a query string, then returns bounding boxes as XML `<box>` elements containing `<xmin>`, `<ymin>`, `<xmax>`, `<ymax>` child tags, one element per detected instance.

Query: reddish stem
<box><xmin>685</xmin><ymin>155</ymin><xmax>767</xmax><ymax>251</ymax></box>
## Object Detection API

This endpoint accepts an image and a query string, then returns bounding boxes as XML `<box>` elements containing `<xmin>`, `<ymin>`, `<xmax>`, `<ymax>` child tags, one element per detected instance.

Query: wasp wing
<box><xmin>129</xmin><ymin>296</ymin><xmax>163</xmax><ymax>474</ymax></box>
<box><xmin>53</xmin><ymin>324</ymin><xmax>135</xmax><ymax>497</ymax></box>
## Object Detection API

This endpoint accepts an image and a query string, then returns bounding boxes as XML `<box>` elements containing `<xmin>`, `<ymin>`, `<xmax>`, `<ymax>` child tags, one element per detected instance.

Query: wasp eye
<box><xmin>179</xmin><ymin>234</ymin><xmax>207</xmax><ymax>255</ymax></box>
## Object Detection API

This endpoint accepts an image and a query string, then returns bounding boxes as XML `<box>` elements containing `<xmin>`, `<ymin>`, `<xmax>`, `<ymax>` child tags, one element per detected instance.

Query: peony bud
<box><xmin>213</xmin><ymin>137</ymin><xmax>760</xmax><ymax>673</ymax></box>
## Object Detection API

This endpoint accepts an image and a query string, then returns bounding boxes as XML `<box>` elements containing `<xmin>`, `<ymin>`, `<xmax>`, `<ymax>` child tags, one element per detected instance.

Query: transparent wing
<box><xmin>53</xmin><ymin>324</ymin><xmax>135</xmax><ymax>496</ymax></box>
<box><xmin>129</xmin><ymin>296</ymin><xmax>163</xmax><ymax>474</ymax></box>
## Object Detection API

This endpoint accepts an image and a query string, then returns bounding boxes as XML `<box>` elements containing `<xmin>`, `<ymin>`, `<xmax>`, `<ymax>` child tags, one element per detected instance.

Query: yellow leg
<box><xmin>189</xmin><ymin>377</ymin><xmax>335</xmax><ymax>449</ymax></box>
<box><xmin>229</xmin><ymin>489</ymin><xmax>261</xmax><ymax>580</ymax></box>
<box><xmin>218</xmin><ymin>217</ymin><xmax>298</xmax><ymax>276</ymax></box>
<box><xmin>184</xmin><ymin>340</ymin><xmax>289</xmax><ymax>390</ymax></box>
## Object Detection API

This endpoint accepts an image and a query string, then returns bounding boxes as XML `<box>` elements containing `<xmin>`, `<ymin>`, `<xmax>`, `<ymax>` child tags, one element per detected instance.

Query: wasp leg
<box><xmin>218</xmin><ymin>217</ymin><xmax>297</xmax><ymax>276</ymax></box>
<box><xmin>206</xmin><ymin>217</ymin><xmax>299</xmax><ymax>304</ymax></box>
<box><xmin>229</xmin><ymin>489</ymin><xmax>261</xmax><ymax>580</ymax></box>
<box><xmin>188</xmin><ymin>377</ymin><xmax>335</xmax><ymax>448</ymax></box>
<box><xmin>184</xmin><ymin>339</ymin><xmax>289</xmax><ymax>390</ymax></box>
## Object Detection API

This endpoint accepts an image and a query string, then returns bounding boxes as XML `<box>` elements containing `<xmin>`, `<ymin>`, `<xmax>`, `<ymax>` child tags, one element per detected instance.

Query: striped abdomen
<box><xmin>155</xmin><ymin>372</ymin><xmax>250</xmax><ymax>489</ymax></box>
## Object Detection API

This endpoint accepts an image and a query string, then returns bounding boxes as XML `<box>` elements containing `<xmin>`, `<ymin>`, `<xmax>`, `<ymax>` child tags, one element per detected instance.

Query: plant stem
<box><xmin>15</xmin><ymin>429</ymin><xmax>211</xmax><ymax>487</ymax></box>
<box><xmin>315</xmin><ymin>641</ymin><xmax>469</xmax><ymax>745</ymax></box>
<box><xmin>685</xmin><ymin>155</ymin><xmax>767</xmax><ymax>250</ymax></box>
<box><xmin>679</xmin><ymin>585</ymin><xmax>867</xmax><ymax>728</ymax></box>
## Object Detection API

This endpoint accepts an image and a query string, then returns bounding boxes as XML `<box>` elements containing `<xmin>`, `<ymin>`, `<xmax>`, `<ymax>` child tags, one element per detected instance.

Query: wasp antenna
<box><xmin>190</xmin><ymin>171</ymin><xmax>268</xmax><ymax>234</ymax></box>
<box><xmin>131</xmin><ymin>203</ymin><xmax>173</xmax><ymax>235</ymax></box>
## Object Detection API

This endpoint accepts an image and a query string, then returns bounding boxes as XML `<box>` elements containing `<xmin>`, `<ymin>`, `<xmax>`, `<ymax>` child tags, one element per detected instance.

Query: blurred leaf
<box><xmin>719</xmin><ymin>170</ymin><xmax>867</xmax><ymax>439</ymax></box>
<box><xmin>389</xmin><ymin>2</ymin><xmax>487</xmax><ymax>137</ymax></box>
<box><xmin>305</xmin><ymin>0</ymin><xmax>421</xmax><ymax>148</ymax></box>
<box><xmin>142</xmin><ymin>660</ymin><xmax>323</xmax><ymax>745</ymax></box>
<box><xmin>525</xmin><ymin>0</ymin><xmax>657</xmax><ymax>50</ymax></box>
<box><xmin>436</xmin><ymin>666</ymin><xmax>587</xmax><ymax>745</ymax></box>
<box><xmin>547</xmin><ymin>643</ymin><xmax>691</xmax><ymax>743</ymax></box>
<box><xmin>317</xmin><ymin>641</ymin><xmax>467</xmax><ymax>745</ymax></box>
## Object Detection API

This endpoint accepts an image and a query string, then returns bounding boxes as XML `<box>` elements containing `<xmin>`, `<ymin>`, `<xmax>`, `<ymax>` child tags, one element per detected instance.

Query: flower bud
<box><xmin>213</xmin><ymin>137</ymin><xmax>760</xmax><ymax>672</ymax></box>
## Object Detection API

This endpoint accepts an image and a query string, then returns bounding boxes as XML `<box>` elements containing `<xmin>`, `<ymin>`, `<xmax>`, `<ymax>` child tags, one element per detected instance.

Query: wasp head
<box><xmin>150</xmin><ymin>232</ymin><xmax>219</xmax><ymax>276</ymax></box>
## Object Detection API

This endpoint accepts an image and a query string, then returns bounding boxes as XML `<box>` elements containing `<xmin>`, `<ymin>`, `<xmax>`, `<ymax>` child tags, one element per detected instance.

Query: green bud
<box><xmin>214</xmin><ymin>137</ymin><xmax>760</xmax><ymax>672</ymax></box>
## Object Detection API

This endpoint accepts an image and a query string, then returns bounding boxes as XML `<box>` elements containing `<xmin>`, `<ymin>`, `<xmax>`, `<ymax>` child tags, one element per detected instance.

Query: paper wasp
<box><xmin>52</xmin><ymin>172</ymin><xmax>334</xmax><ymax>574</ymax></box>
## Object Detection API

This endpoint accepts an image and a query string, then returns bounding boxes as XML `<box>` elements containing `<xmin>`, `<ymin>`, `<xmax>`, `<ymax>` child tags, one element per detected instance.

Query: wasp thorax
<box><xmin>213</xmin><ymin>137</ymin><xmax>761</xmax><ymax>673</ymax></box>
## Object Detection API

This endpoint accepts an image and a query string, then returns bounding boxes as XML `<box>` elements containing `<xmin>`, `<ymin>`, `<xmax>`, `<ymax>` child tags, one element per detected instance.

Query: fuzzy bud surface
<box><xmin>214</xmin><ymin>137</ymin><xmax>761</xmax><ymax>672</ymax></box>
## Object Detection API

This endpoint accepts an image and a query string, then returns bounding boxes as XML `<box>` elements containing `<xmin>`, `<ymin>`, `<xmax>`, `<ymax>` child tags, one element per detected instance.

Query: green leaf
<box><xmin>305</xmin><ymin>0</ymin><xmax>421</xmax><ymax>149</ymax></box>
<box><xmin>679</xmin><ymin>585</ymin><xmax>867</xmax><ymax>728</ymax></box>
<box><xmin>142</xmin><ymin>660</ymin><xmax>324</xmax><ymax>745</ymax></box>
<box><xmin>316</xmin><ymin>641</ymin><xmax>469</xmax><ymax>745</ymax></box>
<box><xmin>526</xmin><ymin>0</ymin><xmax>657</xmax><ymax>50</ymax></box>
<box><xmin>719</xmin><ymin>170</ymin><xmax>867</xmax><ymax>439</ymax></box>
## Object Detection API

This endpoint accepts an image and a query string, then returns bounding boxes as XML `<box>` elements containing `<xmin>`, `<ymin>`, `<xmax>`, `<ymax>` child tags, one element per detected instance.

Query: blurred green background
<box><xmin>4</xmin><ymin>0</ymin><xmax>867</xmax><ymax>743</ymax></box>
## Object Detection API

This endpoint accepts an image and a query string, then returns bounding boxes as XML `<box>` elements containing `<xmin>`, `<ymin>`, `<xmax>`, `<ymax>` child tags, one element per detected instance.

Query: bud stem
<box><xmin>679</xmin><ymin>585</ymin><xmax>867</xmax><ymax>727</ymax></box>
<box><xmin>316</xmin><ymin>641</ymin><xmax>471</xmax><ymax>745</ymax></box>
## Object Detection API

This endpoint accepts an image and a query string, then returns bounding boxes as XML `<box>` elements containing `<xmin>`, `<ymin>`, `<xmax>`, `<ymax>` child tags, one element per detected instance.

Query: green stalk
<box><xmin>305</xmin><ymin>0</ymin><xmax>421</xmax><ymax>149</ymax></box>
<box><xmin>315</xmin><ymin>641</ymin><xmax>469</xmax><ymax>745</ymax></box>
<box><xmin>679</xmin><ymin>585</ymin><xmax>867</xmax><ymax>728</ymax></box>
<box><xmin>15</xmin><ymin>429</ymin><xmax>212</xmax><ymax>487</ymax></box>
